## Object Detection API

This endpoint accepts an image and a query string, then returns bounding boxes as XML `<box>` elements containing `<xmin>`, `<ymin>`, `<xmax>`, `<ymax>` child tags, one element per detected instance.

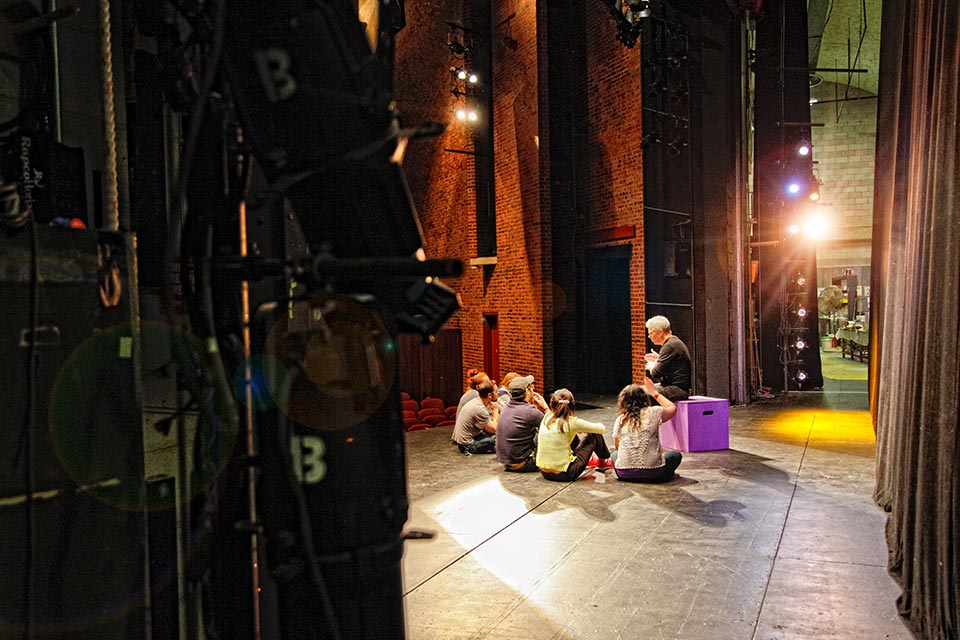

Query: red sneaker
<box><xmin>586</xmin><ymin>453</ymin><xmax>600</xmax><ymax>468</ymax></box>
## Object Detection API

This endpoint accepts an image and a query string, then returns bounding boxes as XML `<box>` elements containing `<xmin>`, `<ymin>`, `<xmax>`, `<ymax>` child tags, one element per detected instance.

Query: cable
<box><xmin>21</xmin><ymin>209</ymin><xmax>40</xmax><ymax>639</ymax></box>
<box><xmin>157</xmin><ymin>2</ymin><xmax>232</xmax><ymax>636</ymax></box>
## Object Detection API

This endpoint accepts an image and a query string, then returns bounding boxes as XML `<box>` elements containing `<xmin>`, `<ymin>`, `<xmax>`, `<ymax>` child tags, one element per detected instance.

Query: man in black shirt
<box><xmin>644</xmin><ymin>315</ymin><xmax>692</xmax><ymax>401</ymax></box>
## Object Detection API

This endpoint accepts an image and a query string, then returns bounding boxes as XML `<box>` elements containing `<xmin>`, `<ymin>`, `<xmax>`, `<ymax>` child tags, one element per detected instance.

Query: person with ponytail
<box><xmin>536</xmin><ymin>388</ymin><xmax>613</xmax><ymax>481</ymax></box>
<box><xmin>612</xmin><ymin>377</ymin><xmax>681</xmax><ymax>482</ymax></box>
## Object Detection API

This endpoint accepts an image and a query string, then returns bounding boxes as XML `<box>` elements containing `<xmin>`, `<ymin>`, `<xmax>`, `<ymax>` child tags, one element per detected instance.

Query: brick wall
<box><xmin>396</xmin><ymin>0</ymin><xmax>552</xmax><ymax>388</ymax></box>
<box><xmin>396</xmin><ymin>1</ymin><xmax>647</xmax><ymax>393</ymax></box>
<box><xmin>811</xmin><ymin>89</ymin><xmax>876</xmax><ymax>270</ymax></box>
<box><xmin>577</xmin><ymin>8</ymin><xmax>646</xmax><ymax>383</ymax></box>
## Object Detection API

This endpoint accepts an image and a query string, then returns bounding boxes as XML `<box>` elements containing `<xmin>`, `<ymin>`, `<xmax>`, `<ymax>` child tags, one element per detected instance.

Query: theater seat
<box><xmin>421</xmin><ymin>397</ymin><xmax>445</xmax><ymax>411</ymax></box>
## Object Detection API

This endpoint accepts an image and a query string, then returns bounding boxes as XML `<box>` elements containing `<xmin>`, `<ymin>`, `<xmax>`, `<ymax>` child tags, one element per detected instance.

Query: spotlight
<box><xmin>796</xmin><ymin>370</ymin><xmax>808</xmax><ymax>382</ymax></box>
<box><xmin>795</xmin><ymin>275</ymin><xmax>807</xmax><ymax>287</ymax></box>
<box><xmin>467</xmin><ymin>110</ymin><xmax>478</xmax><ymax>122</ymax></box>
<box><xmin>808</xmin><ymin>179</ymin><xmax>821</xmax><ymax>201</ymax></box>
<box><xmin>787</xmin><ymin>182</ymin><xmax>802</xmax><ymax>195</ymax></box>
<box><xmin>788</xmin><ymin>223</ymin><xmax>800</xmax><ymax>234</ymax></box>
<box><xmin>457</xmin><ymin>69</ymin><xmax>467</xmax><ymax>80</ymax></box>
<box><xmin>802</xmin><ymin>213</ymin><xmax>829</xmax><ymax>240</ymax></box>
<box><xmin>668</xmin><ymin>51</ymin><xmax>688</xmax><ymax>67</ymax></box>
<box><xmin>795</xmin><ymin>339</ymin><xmax>806</xmax><ymax>350</ymax></box>
<box><xmin>796</xmin><ymin>307</ymin><xmax>808</xmax><ymax>318</ymax></box>
<box><xmin>797</xmin><ymin>141</ymin><xmax>811</xmax><ymax>156</ymax></box>
<box><xmin>668</xmin><ymin>136</ymin><xmax>687</xmax><ymax>156</ymax></box>
<box><xmin>626</xmin><ymin>0</ymin><xmax>651</xmax><ymax>19</ymax></box>
<box><xmin>455</xmin><ymin>108</ymin><xmax>467</xmax><ymax>120</ymax></box>
<box><xmin>468</xmin><ymin>73</ymin><xmax>478</xmax><ymax>84</ymax></box>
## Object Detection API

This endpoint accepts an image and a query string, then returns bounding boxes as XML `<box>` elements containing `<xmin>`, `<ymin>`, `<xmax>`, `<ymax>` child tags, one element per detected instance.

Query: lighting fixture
<box><xmin>801</xmin><ymin>213</ymin><xmax>829</xmax><ymax>240</ymax></box>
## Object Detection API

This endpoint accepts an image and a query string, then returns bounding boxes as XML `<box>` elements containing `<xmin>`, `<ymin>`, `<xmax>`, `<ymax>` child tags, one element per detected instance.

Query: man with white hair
<box><xmin>643</xmin><ymin>315</ymin><xmax>692</xmax><ymax>401</ymax></box>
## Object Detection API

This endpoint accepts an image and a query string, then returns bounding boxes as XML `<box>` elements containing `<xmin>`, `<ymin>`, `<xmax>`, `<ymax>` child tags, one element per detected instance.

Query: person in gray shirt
<box><xmin>452</xmin><ymin>380</ymin><xmax>499</xmax><ymax>455</ymax></box>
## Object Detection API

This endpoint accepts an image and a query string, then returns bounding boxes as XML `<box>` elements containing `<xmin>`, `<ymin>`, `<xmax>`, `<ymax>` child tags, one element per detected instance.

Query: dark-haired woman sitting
<box><xmin>612</xmin><ymin>378</ymin><xmax>682</xmax><ymax>482</ymax></box>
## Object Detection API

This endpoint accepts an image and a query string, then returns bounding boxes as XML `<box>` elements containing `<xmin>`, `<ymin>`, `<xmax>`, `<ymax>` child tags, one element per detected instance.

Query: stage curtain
<box><xmin>871</xmin><ymin>1</ymin><xmax>960</xmax><ymax>638</ymax></box>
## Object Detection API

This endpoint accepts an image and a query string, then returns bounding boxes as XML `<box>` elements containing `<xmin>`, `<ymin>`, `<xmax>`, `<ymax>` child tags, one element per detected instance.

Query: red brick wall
<box><xmin>395</xmin><ymin>0</ymin><xmax>551</xmax><ymax>388</ymax></box>
<box><xmin>395</xmin><ymin>1</ymin><xmax>647</xmax><ymax>392</ymax></box>
<box><xmin>579</xmin><ymin>10</ymin><xmax>647</xmax><ymax>383</ymax></box>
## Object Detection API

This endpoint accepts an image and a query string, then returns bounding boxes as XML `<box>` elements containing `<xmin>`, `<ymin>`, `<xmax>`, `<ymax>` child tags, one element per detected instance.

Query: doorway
<box><xmin>579</xmin><ymin>246</ymin><xmax>632</xmax><ymax>394</ymax></box>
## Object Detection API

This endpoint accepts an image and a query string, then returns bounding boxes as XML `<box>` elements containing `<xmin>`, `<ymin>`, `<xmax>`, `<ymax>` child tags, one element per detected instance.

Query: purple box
<box><xmin>660</xmin><ymin>396</ymin><xmax>729</xmax><ymax>452</ymax></box>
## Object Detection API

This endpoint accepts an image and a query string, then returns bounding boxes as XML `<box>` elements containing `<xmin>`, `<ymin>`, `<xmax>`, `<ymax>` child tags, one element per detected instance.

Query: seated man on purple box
<box><xmin>643</xmin><ymin>315</ymin><xmax>692</xmax><ymax>402</ymax></box>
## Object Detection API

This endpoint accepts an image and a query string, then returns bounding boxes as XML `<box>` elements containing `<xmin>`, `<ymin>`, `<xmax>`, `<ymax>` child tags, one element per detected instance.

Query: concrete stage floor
<box><xmin>399</xmin><ymin>356</ymin><xmax>908</xmax><ymax>639</ymax></box>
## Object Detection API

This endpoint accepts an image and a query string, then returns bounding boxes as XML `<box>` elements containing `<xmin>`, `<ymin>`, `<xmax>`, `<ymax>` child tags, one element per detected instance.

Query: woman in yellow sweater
<box><xmin>536</xmin><ymin>388</ymin><xmax>613</xmax><ymax>481</ymax></box>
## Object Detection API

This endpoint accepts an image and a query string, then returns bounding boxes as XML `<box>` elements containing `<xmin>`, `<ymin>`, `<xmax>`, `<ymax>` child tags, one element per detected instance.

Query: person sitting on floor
<box><xmin>457</xmin><ymin>368</ymin><xmax>491</xmax><ymax>417</ymax></box>
<box><xmin>452</xmin><ymin>380</ymin><xmax>499</xmax><ymax>455</ymax></box>
<box><xmin>495</xmin><ymin>375</ymin><xmax>549</xmax><ymax>472</ymax></box>
<box><xmin>536</xmin><ymin>388</ymin><xmax>613</xmax><ymax>481</ymax></box>
<box><xmin>497</xmin><ymin>371</ymin><xmax>520</xmax><ymax>409</ymax></box>
<box><xmin>612</xmin><ymin>377</ymin><xmax>682</xmax><ymax>483</ymax></box>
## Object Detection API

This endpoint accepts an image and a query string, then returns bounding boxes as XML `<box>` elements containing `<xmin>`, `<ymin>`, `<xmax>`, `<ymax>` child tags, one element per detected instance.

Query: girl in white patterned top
<box><xmin>612</xmin><ymin>377</ymin><xmax>682</xmax><ymax>482</ymax></box>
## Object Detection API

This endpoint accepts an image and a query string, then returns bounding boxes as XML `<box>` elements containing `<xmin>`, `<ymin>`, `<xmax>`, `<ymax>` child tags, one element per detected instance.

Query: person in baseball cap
<box><xmin>496</xmin><ymin>375</ymin><xmax>548</xmax><ymax>472</ymax></box>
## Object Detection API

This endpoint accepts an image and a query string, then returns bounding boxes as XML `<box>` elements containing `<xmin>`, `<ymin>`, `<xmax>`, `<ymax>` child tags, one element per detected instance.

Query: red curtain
<box><xmin>871</xmin><ymin>1</ymin><xmax>960</xmax><ymax>637</ymax></box>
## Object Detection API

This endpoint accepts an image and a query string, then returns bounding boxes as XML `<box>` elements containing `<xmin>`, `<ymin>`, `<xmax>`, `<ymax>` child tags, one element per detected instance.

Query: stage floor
<box><xmin>401</xmin><ymin>386</ymin><xmax>909</xmax><ymax>639</ymax></box>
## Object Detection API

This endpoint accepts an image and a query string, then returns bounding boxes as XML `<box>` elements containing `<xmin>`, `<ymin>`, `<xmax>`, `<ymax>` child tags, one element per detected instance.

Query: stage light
<box><xmin>455</xmin><ymin>108</ymin><xmax>467</xmax><ymax>120</ymax></box>
<box><xmin>795</xmin><ymin>275</ymin><xmax>807</xmax><ymax>287</ymax></box>
<box><xmin>468</xmin><ymin>73</ymin><xmax>478</xmax><ymax>84</ymax></box>
<box><xmin>796</xmin><ymin>370</ymin><xmax>808</xmax><ymax>382</ymax></box>
<box><xmin>802</xmin><ymin>213</ymin><xmax>829</xmax><ymax>240</ymax></box>
<box><xmin>467</xmin><ymin>110</ymin><xmax>478</xmax><ymax>122</ymax></box>
<box><xmin>787</xmin><ymin>182</ymin><xmax>801</xmax><ymax>195</ymax></box>
<box><xmin>797</xmin><ymin>141</ymin><xmax>810</xmax><ymax>156</ymax></box>
<box><xmin>788</xmin><ymin>223</ymin><xmax>800</xmax><ymax>234</ymax></box>
<box><xmin>641</xmin><ymin>130</ymin><xmax>660</xmax><ymax>149</ymax></box>
<box><xmin>808</xmin><ymin>179</ymin><xmax>821</xmax><ymax>201</ymax></box>
<box><xmin>796</xmin><ymin>307</ymin><xmax>808</xmax><ymax>318</ymax></box>
<box><xmin>795</xmin><ymin>339</ymin><xmax>807</xmax><ymax>350</ymax></box>
<box><xmin>457</xmin><ymin>69</ymin><xmax>467</xmax><ymax>80</ymax></box>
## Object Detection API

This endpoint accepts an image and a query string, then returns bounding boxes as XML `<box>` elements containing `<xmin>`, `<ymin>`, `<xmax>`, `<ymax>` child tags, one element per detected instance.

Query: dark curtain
<box><xmin>871</xmin><ymin>1</ymin><xmax>960</xmax><ymax>638</ymax></box>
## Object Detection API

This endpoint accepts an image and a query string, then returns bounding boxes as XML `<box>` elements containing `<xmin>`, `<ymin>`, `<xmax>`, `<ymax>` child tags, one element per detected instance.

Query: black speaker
<box><xmin>0</xmin><ymin>226</ymin><xmax>146</xmax><ymax>639</ymax></box>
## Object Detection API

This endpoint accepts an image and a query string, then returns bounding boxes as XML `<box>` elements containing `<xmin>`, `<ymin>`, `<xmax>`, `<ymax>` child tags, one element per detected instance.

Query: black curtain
<box><xmin>871</xmin><ymin>1</ymin><xmax>960</xmax><ymax>638</ymax></box>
